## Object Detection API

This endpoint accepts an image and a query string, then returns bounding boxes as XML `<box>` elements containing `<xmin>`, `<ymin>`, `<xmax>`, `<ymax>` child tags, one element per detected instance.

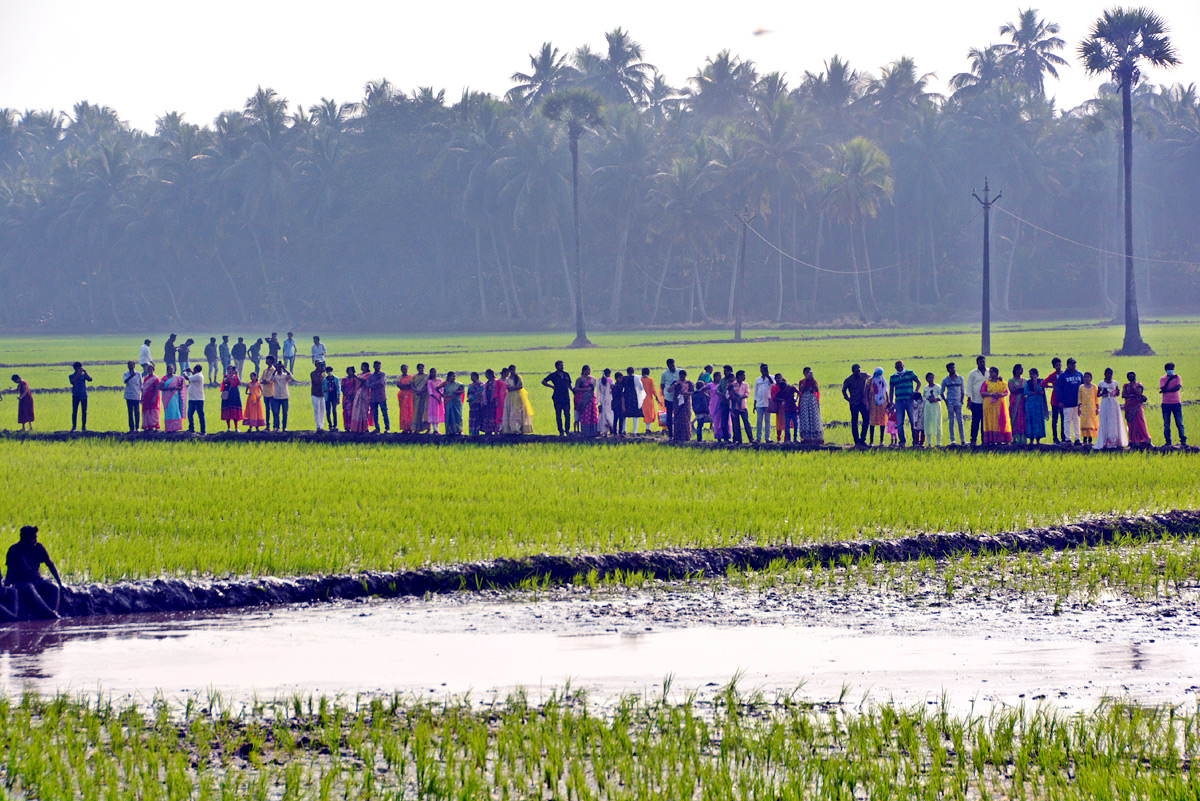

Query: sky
<box><xmin>1</xmin><ymin>0</ymin><xmax>1196</xmax><ymax>132</ymax></box>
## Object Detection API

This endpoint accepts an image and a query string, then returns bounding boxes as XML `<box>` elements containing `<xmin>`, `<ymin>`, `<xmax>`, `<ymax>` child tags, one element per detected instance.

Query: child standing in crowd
<box><xmin>909</xmin><ymin>389</ymin><xmax>925</xmax><ymax>447</ymax></box>
<box><xmin>886</xmin><ymin>404</ymin><xmax>898</xmax><ymax>446</ymax></box>
<box><xmin>922</xmin><ymin>373</ymin><xmax>943</xmax><ymax>447</ymax></box>
<box><xmin>1079</xmin><ymin>372</ymin><xmax>1099</xmax><ymax>446</ymax></box>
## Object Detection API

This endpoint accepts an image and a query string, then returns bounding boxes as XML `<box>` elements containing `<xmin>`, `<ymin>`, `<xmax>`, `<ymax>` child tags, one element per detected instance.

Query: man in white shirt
<box><xmin>311</xmin><ymin>335</ymin><xmax>327</xmax><ymax>365</ymax></box>
<box><xmin>186</xmin><ymin>365</ymin><xmax>207</xmax><ymax>434</ymax></box>
<box><xmin>965</xmin><ymin>355</ymin><xmax>988</xmax><ymax>446</ymax></box>
<box><xmin>754</xmin><ymin>363</ymin><xmax>775</xmax><ymax>443</ymax></box>
<box><xmin>122</xmin><ymin>360</ymin><xmax>143</xmax><ymax>432</ymax></box>
<box><xmin>138</xmin><ymin>339</ymin><xmax>153</xmax><ymax>375</ymax></box>
<box><xmin>271</xmin><ymin>363</ymin><xmax>293</xmax><ymax>431</ymax></box>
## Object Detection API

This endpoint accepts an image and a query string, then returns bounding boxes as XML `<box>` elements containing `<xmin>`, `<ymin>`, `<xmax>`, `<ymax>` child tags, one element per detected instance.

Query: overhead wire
<box><xmin>996</xmin><ymin>206</ymin><xmax>1200</xmax><ymax>268</ymax></box>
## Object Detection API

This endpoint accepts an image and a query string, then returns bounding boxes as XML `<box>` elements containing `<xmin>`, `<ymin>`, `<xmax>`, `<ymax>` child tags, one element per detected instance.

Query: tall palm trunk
<box><xmin>847</xmin><ymin>224</ymin><xmax>865</xmax><ymax>318</ymax></box>
<box><xmin>568</xmin><ymin>133</ymin><xmax>590</xmax><ymax>347</ymax></box>
<box><xmin>1118</xmin><ymin>77</ymin><xmax>1149</xmax><ymax>354</ymax></box>
<box><xmin>607</xmin><ymin>200</ymin><xmax>634</xmax><ymax>324</ymax></box>
<box><xmin>861</xmin><ymin>221</ymin><xmax>880</xmax><ymax>318</ymax></box>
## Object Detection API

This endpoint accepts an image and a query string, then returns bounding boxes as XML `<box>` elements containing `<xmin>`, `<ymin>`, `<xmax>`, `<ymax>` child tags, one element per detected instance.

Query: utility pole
<box><xmin>733</xmin><ymin>208</ymin><xmax>756</xmax><ymax>343</ymax></box>
<box><xmin>972</xmin><ymin>179</ymin><xmax>1001</xmax><ymax>356</ymax></box>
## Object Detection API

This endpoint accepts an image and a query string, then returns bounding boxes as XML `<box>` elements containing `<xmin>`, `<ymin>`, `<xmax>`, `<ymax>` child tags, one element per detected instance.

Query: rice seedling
<box><xmin>0</xmin><ymin>688</ymin><xmax>1194</xmax><ymax>799</ymax></box>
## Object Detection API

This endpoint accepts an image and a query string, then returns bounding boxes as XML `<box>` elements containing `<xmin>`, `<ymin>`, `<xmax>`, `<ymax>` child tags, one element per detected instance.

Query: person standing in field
<box><xmin>1024</xmin><ymin>367</ymin><xmax>1048</xmax><ymax>444</ymax></box>
<box><xmin>797</xmin><ymin>367</ymin><xmax>823</xmax><ymax>445</ymax></box>
<box><xmin>691</xmin><ymin>376</ymin><xmax>710</xmax><ymax>441</ymax></box>
<box><xmin>243</xmin><ymin>372</ymin><xmax>266</xmax><ymax>430</ymax></box>
<box><xmin>204</xmin><ymin>338</ymin><xmax>219</xmax><ymax>387</ymax></box>
<box><xmin>480</xmin><ymin>369</ymin><xmax>499</xmax><ymax>435</ymax></box>
<box><xmin>324</xmin><ymin>366</ymin><xmax>340</xmax><ymax>431</ymax></box>
<box><xmin>1056</xmin><ymin>358</ymin><xmax>1084</xmax><ymax>446</ymax></box>
<box><xmin>981</xmin><ymin>366</ymin><xmax>1011</xmax><ymax>445</ymax></box>
<box><xmin>310</xmin><ymin>362</ymin><xmax>327</xmax><ymax>432</ymax></box>
<box><xmin>669</xmin><ymin>371</ymin><xmax>693</xmax><ymax>442</ymax></box>
<box><xmin>141</xmin><ymin>365</ymin><xmax>162</xmax><ymax>431</ymax></box>
<box><xmin>598</xmin><ymin>368</ymin><xmax>614</xmax><ymax>435</ymax></box>
<box><xmin>754</xmin><ymin>364</ymin><xmax>774</xmax><ymax>444</ymax></box>
<box><xmin>6</xmin><ymin>526</ymin><xmax>64</xmax><ymax>619</ymax></box>
<box><xmin>139</xmin><ymin>338</ymin><xmax>154</xmax><ymax>375</ymax></box>
<box><xmin>8</xmin><ymin>374</ymin><xmax>34</xmax><ymax>430</ymax></box>
<box><xmin>729</xmin><ymin>370</ymin><xmax>753</xmax><ymax>444</ymax></box>
<box><xmin>178</xmin><ymin>338</ymin><xmax>194</xmax><ymax>374</ymax></box>
<box><xmin>611</xmin><ymin>372</ymin><xmax>627</xmax><ymax>436</ymax></box>
<box><xmin>864</xmin><ymin>367</ymin><xmax>888</xmax><ymax>446</ymax></box>
<box><xmin>503</xmin><ymin>366</ymin><xmax>527</xmax><ymax>435</ymax></box>
<box><xmin>164</xmin><ymin>333</ymin><xmax>178</xmax><ymax>373</ymax></box>
<box><xmin>248</xmin><ymin>338</ymin><xmax>264</xmax><ymax>378</ymax></box>
<box><xmin>395</xmin><ymin>365</ymin><xmax>414</xmax><ymax>433</ymax></box>
<box><xmin>708</xmin><ymin>372</ymin><xmax>727</xmax><ymax>442</ymax></box>
<box><xmin>231</xmin><ymin>337</ymin><xmax>247</xmax><ymax>378</ymax></box>
<box><xmin>1095</xmin><ymin>368</ymin><xmax>1127</xmax><ymax>450</ymax></box>
<box><xmin>909</xmin><ymin>387</ymin><xmax>925</xmax><ymax>448</ymax></box>
<box><xmin>774</xmin><ymin>375</ymin><xmax>798</xmax><ymax>443</ymax></box>
<box><xmin>122</xmin><ymin>361</ymin><xmax>143</xmax><ymax>432</ymax></box>
<box><xmin>186</xmin><ymin>365</ymin><xmax>206</xmax><ymax>434</ymax></box>
<box><xmin>624</xmin><ymin>367</ymin><xmax>642</xmax><ymax>434</ymax></box>
<box><xmin>1159</xmin><ymin>363</ymin><xmax>1186</xmax><ymax>447</ymax></box>
<box><xmin>426</xmin><ymin>367</ymin><xmax>445</xmax><ymax>435</ymax></box>
<box><xmin>280</xmin><ymin>333</ymin><xmax>295</xmax><ymax>373</ymax></box>
<box><xmin>442</xmin><ymin>371</ymin><xmax>466</xmax><ymax>436</ymax></box>
<box><xmin>1122</xmin><ymin>372</ymin><xmax>1152</xmax><ymax>447</ymax></box>
<box><xmin>159</xmin><ymin>365</ymin><xmax>187</xmax><ymax>433</ymax></box>
<box><xmin>940</xmin><ymin>363</ymin><xmax>965</xmax><ymax>446</ymax></box>
<box><xmin>1079</xmin><ymin>372</ymin><xmax>1099</xmax><ymax>446</ymax></box>
<box><xmin>494</xmin><ymin>369</ymin><xmax>510</xmax><ymax>433</ymax></box>
<box><xmin>511</xmin><ymin>366</ymin><xmax>535</xmax><ymax>434</ymax></box>
<box><xmin>270</xmin><ymin>360</ymin><xmax>293</xmax><ymax>431</ymax></box>
<box><xmin>222</xmin><ymin>366</ymin><xmax>242</xmax><ymax>431</ymax></box>
<box><xmin>640</xmin><ymin>368</ymin><xmax>660</xmax><ymax>434</ymax></box>
<box><xmin>922</xmin><ymin>373</ymin><xmax>944</xmax><ymax>447</ymax></box>
<box><xmin>68</xmin><ymin>362</ymin><xmax>92</xmax><ymax>432</ymax></box>
<box><xmin>267</xmin><ymin>332</ymin><xmax>280</xmax><ymax>363</ymax></box>
<box><xmin>888</xmin><ymin>360</ymin><xmax>920</xmax><ymax>448</ymax></box>
<box><xmin>542</xmin><ymin>361</ymin><xmax>573</xmax><ymax>437</ymax></box>
<box><xmin>660</xmin><ymin>359</ymin><xmax>680</xmax><ymax>437</ymax></box>
<box><xmin>261</xmin><ymin>357</ymin><xmax>278</xmax><ymax>429</ymax></box>
<box><xmin>341</xmin><ymin>366</ymin><xmax>360</xmax><ymax>433</ymax></box>
<box><xmin>467</xmin><ymin>372</ymin><xmax>485</xmax><ymax>435</ymax></box>
<box><xmin>965</xmin><ymin>355</ymin><xmax>988</xmax><ymax>447</ymax></box>
<box><xmin>574</xmin><ymin>366</ymin><xmax>599</xmax><ymax>437</ymax></box>
<box><xmin>367</xmin><ymin>361</ymin><xmax>389</xmax><ymax>433</ymax></box>
<box><xmin>1042</xmin><ymin>357</ymin><xmax>1064</xmax><ymax>444</ymax></box>
<box><xmin>351</xmin><ymin>364</ymin><xmax>373</xmax><ymax>433</ymax></box>
<box><xmin>219</xmin><ymin>336</ymin><xmax>232</xmax><ymax>377</ymax></box>
<box><xmin>841</xmin><ymin>364</ymin><xmax>869</xmax><ymax>446</ymax></box>
<box><xmin>1008</xmin><ymin>365</ymin><xmax>1027</xmax><ymax>446</ymax></box>
<box><xmin>411</xmin><ymin>364</ymin><xmax>429</xmax><ymax>433</ymax></box>
<box><xmin>311</xmin><ymin>335</ymin><xmax>327</xmax><ymax>367</ymax></box>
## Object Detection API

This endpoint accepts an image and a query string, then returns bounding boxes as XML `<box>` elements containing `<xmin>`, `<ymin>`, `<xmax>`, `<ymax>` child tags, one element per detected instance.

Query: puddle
<box><xmin>0</xmin><ymin>592</ymin><xmax>1196</xmax><ymax>711</ymax></box>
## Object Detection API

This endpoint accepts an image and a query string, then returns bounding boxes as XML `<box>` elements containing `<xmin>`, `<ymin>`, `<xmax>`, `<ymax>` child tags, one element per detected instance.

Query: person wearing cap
<box><xmin>5</xmin><ymin>526</ymin><xmax>63</xmax><ymax>619</ymax></box>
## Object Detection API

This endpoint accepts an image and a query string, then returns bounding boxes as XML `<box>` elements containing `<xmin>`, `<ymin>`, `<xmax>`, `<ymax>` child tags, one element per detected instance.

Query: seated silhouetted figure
<box><xmin>5</xmin><ymin>526</ymin><xmax>62</xmax><ymax>620</ymax></box>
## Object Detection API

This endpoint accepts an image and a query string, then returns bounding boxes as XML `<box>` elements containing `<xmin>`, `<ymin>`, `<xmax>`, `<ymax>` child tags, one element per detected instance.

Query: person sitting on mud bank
<box><xmin>5</xmin><ymin>526</ymin><xmax>63</xmax><ymax>619</ymax></box>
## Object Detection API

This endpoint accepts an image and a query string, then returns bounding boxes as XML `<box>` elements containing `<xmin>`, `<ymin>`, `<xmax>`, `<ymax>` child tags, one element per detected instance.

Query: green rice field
<box><xmin>3</xmin><ymin>320</ymin><xmax>1200</xmax><ymax>582</ymax></box>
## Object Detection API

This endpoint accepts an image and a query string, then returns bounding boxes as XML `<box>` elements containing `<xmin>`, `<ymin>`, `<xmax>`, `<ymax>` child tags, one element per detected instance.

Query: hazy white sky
<box><xmin>1</xmin><ymin>0</ymin><xmax>1196</xmax><ymax>131</ymax></box>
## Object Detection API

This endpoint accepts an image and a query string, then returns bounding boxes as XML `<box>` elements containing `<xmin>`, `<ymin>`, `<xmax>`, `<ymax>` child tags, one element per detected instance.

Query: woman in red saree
<box><xmin>141</xmin><ymin>368</ymin><xmax>163</xmax><ymax>430</ymax></box>
<box><xmin>395</xmin><ymin>367</ymin><xmax>414</xmax><ymax>432</ymax></box>
<box><xmin>1122</xmin><ymin>372</ymin><xmax>1152</xmax><ymax>446</ymax></box>
<box><xmin>494</xmin><ymin>369</ymin><xmax>509</xmax><ymax>433</ymax></box>
<box><xmin>8</xmin><ymin>374</ymin><xmax>34</xmax><ymax>430</ymax></box>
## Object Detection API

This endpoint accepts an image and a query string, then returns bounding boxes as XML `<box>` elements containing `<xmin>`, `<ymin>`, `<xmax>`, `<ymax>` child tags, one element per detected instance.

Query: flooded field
<box><xmin>3</xmin><ymin>586</ymin><xmax>1196</xmax><ymax>711</ymax></box>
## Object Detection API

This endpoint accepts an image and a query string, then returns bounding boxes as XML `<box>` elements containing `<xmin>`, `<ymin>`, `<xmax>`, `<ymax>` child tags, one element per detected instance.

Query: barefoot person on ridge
<box><xmin>6</xmin><ymin>526</ymin><xmax>63</xmax><ymax>619</ymax></box>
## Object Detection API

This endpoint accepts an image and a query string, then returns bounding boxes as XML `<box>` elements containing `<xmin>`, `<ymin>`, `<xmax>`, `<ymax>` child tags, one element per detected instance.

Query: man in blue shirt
<box><xmin>888</xmin><ymin>360</ymin><xmax>919</xmax><ymax>447</ymax></box>
<box><xmin>282</xmin><ymin>332</ymin><xmax>297</xmax><ymax>373</ymax></box>
<box><xmin>940</xmin><ymin>362</ymin><xmax>965</xmax><ymax>445</ymax></box>
<box><xmin>1055</xmin><ymin>357</ymin><xmax>1085</xmax><ymax>446</ymax></box>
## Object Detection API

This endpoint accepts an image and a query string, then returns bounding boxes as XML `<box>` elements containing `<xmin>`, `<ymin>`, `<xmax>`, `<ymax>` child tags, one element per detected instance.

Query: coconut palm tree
<box><xmin>820</xmin><ymin>137</ymin><xmax>894</xmax><ymax>318</ymax></box>
<box><xmin>685</xmin><ymin>51</ymin><xmax>758</xmax><ymax>122</ymax></box>
<box><xmin>542</xmin><ymin>88</ymin><xmax>604</xmax><ymax>346</ymax></box>
<box><xmin>590</xmin><ymin>28</ymin><xmax>655</xmax><ymax>107</ymax></box>
<box><xmin>996</xmin><ymin>9</ymin><xmax>1068</xmax><ymax>96</ymax></box>
<box><xmin>507</xmin><ymin>43</ymin><xmax>576</xmax><ymax>111</ymax></box>
<box><xmin>1079</xmin><ymin>7</ymin><xmax>1179</xmax><ymax>354</ymax></box>
<box><xmin>950</xmin><ymin>46</ymin><xmax>1009</xmax><ymax>102</ymax></box>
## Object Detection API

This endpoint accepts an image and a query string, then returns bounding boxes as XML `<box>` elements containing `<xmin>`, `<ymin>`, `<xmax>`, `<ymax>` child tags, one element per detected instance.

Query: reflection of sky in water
<box><xmin>0</xmin><ymin>602</ymin><xmax>1192</xmax><ymax>711</ymax></box>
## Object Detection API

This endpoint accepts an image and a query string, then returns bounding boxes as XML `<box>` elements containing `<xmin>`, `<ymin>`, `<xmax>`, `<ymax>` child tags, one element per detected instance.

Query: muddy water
<box><xmin>0</xmin><ymin>591</ymin><xmax>1196</xmax><ymax>710</ymax></box>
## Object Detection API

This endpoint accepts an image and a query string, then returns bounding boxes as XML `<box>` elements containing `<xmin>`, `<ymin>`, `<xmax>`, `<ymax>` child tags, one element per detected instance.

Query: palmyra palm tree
<box><xmin>542</xmin><ymin>88</ymin><xmax>605</xmax><ymax>347</ymax></box>
<box><xmin>1079</xmin><ymin>7</ymin><xmax>1179</xmax><ymax>354</ymax></box>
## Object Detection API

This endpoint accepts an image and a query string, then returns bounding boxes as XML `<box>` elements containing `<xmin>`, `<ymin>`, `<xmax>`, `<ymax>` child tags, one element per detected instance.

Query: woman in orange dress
<box><xmin>244</xmin><ymin>374</ymin><xmax>267</xmax><ymax>429</ymax></box>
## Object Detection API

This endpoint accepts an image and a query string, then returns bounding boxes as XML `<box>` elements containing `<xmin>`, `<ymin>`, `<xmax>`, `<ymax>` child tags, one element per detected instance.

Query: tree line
<box><xmin>0</xmin><ymin>8</ymin><xmax>1196</xmax><ymax>338</ymax></box>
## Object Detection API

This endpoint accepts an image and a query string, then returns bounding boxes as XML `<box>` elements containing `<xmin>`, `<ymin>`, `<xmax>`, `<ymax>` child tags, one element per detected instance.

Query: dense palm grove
<box><xmin>0</xmin><ymin>11</ymin><xmax>1197</xmax><ymax>333</ymax></box>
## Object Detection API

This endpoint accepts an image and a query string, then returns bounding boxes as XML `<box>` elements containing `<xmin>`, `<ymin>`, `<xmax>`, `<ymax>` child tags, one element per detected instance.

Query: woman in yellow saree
<box><xmin>981</xmin><ymin>366</ymin><xmax>1012</xmax><ymax>445</ymax></box>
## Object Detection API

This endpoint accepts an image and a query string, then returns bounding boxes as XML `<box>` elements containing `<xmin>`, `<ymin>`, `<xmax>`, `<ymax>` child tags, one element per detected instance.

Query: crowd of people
<box><xmin>3</xmin><ymin>335</ymin><xmax>1189</xmax><ymax>450</ymax></box>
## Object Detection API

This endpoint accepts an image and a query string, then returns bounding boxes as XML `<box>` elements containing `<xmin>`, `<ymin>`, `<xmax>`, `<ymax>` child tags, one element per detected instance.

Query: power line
<box><xmin>996</xmin><ymin>207</ymin><xmax>1200</xmax><ymax>267</ymax></box>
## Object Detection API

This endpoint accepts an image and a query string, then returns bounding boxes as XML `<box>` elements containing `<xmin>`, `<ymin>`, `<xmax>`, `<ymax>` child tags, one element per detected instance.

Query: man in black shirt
<box><xmin>6</xmin><ymin>526</ymin><xmax>63</xmax><ymax>619</ymax></box>
<box><xmin>231</xmin><ymin>337</ymin><xmax>248</xmax><ymax>378</ymax></box>
<box><xmin>542</xmin><ymin>361</ymin><xmax>573</xmax><ymax>436</ymax></box>
<box><xmin>163</xmin><ymin>333</ymin><xmax>178</xmax><ymax>370</ymax></box>
<box><xmin>842</xmin><ymin>363</ymin><xmax>870</xmax><ymax>447</ymax></box>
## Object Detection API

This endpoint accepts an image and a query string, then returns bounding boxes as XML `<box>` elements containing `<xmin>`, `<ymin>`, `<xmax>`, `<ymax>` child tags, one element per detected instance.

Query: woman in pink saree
<box><xmin>159</xmin><ymin>367</ymin><xmax>187</xmax><ymax>432</ymax></box>
<box><xmin>494</xmin><ymin>369</ymin><xmax>509</xmax><ymax>433</ymax></box>
<box><xmin>141</xmin><ymin>367</ymin><xmax>162</xmax><ymax>430</ymax></box>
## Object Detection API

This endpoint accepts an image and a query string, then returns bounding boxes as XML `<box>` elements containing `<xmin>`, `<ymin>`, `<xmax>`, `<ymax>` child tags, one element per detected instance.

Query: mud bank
<box><xmin>54</xmin><ymin>510</ymin><xmax>1200</xmax><ymax>620</ymax></box>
